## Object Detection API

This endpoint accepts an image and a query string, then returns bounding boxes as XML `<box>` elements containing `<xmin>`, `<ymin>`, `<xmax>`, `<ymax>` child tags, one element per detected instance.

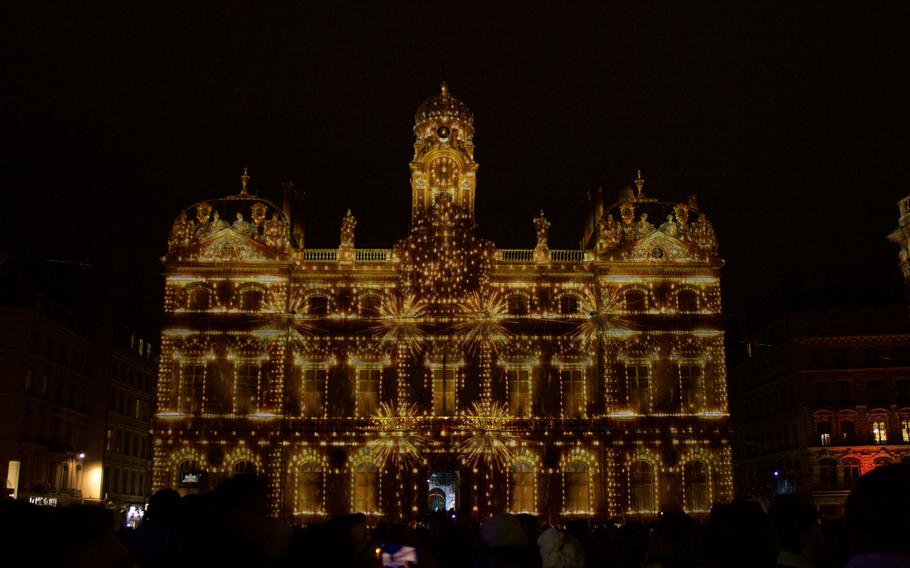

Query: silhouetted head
<box><xmin>769</xmin><ymin>495</ymin><xmax>821</xmax><ymax>558</ymax></box>
<box><xmin>145</xmin><ymin>488</ymin><xmax>181</xmax><ymax>525</ymax></box>
<box><xmin>704</xmin><ymin>500</ymin><xmax>777</xmax><ymax>568</ymax></box>
<box><xmin>845</xmin><ymin>462</ymin><xmax>910</xmax><ymax>556</ymax></box>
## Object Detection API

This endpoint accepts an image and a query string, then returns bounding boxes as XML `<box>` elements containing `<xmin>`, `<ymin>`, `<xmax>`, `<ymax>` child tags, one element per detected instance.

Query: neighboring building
<box><xmin>0</xmin><ymin>293</ymin><xmax>156</xmax><ymax>521</ymax></box>
<box><xmin>731</xmin><ymin>305</ymin><xmax>910</xmax><ymax>517</ymax></box>
<box><xmin>152</xmin><ymin>83</ymin><xmax>733</xmax><ymax>523</ymax></box>
<box><xmin>888</xmin><ymin>195</ymin><xmax>910</xmax><ymax>305</ymax></box>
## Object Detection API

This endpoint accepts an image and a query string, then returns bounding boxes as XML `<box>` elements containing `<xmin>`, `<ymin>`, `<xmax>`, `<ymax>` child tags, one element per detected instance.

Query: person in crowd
<box><xmin>642</xmin><ymin>510</ymin><xmax>704</xmax><ymax>568</ymax></box>
<box><xmin>704</xmin><ymin>499</ymin><xmax>778</xmax><ymax>568</ymax></box>
<box><xmin>537</xmin><ymin>524</ymin><xmax>584</xmax><ymax>568</ymax></box>
<box><xmin>474</xmin><ymin>512</ymin><xmax>536</xmax><ymax>567</ymax></box>
<box><xmin>768</xmin><ymin>495</ymin><xmax>826</xmax><ymax>568</ymax></box>
<box><xmin>844</xmin><ymin>462</ymin><xmax>910</xmax><ymax>568</ymax></box>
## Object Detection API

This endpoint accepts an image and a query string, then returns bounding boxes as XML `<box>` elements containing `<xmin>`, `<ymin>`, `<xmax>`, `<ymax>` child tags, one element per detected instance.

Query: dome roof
<box><xmin>414</xmin><ymin>82</ymin><xmax>473</xmax><ymax>127</ymax></box>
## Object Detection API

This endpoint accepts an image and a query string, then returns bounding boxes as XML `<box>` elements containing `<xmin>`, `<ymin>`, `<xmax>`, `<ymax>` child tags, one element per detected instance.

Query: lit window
<box><xmin>561</xmin><ymin>369</ymin><xmax>586</xmax><ymax>418</ymax></box>
<box><xmin>684</xmin><ymin>461</ymin><xmax>709</xmax><ymax>511</ymax></box>
<box><xmin>872</xmin><ymin>419</ymin><xmax>888</xmax><ymax>444</ymax></box>
<box><xmin>630</xmin><ymin>461</ymin><xmax>655</xmax><ymax>513</ymax></box>
<box><xmin>818</xmin><ymin>422</ymin><xmax>831</xmax><ymax>446</ymax></box>
<box><xmin>353</xmin><ymin>462</ymin><xmax>379</xmax><ymax>513</ymax></box>
<box><xmin>510</xmin><ymin>461</ymin><xmax>535</xmax><ymax>513</ymax></box>
<box><xmin>563</xmin><ymin>461</ymin><xmax>590</xmax><ymax>513</ymax></box>
<box><xmin>627</xmin><ymin>365</ymin><xmax>650</xmax><ymax>414</ymax></box>
<box><xmin>507</xmin><ymin>369</ymin><xmax>531</xmax><ymax>417</ymax></box>
<box><xmin>295</xmin><ymin>462</ymin><xmax>322</xmax><ymax>514</ymax></box>
<box><xmin>432</xmin><ymin>368</ymin><xmax>456</xmax><ymax>416</ymax></box>
<box><xmin>357</xmin><ymin>369</ymin><xmax>380</xmax><ymax>416</ymax></box>
<box><xmin>901</xmin><ymin>419</ymin><xmax>910</xmax><ymax>443</ymax></box>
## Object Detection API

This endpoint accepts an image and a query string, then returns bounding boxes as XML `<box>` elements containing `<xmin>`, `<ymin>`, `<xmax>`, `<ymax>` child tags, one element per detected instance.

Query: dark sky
<box><xmin>3</xmin><ymin>3</ymin><xmax>908</xmax><ymax>329</ymax></box>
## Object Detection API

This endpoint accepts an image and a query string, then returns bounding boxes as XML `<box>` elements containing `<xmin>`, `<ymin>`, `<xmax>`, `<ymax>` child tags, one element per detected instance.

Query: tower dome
<box><xmin>414</xmin><ymin>82</ymin><xmax>474</xmax><ymax>140</ymax></box>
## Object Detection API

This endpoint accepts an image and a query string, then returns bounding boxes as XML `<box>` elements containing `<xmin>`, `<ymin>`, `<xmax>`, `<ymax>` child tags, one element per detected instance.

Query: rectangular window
<box><xmin>679</xmin><ymin>364</ymin><xmax>702</xmax><ymax>412</ymax></box>
<box><xmin>180</xmin><ymin>363</ymin><xmax>205</xmax><ymax>414</ymax></box>
<box><xmin>433</xmin><ymin>369</ymin><xmax>456</xmax><ymax>416</ymax></box>
<box><xmin>561</xmin><ymin>369</ymin><xmax>586</xmax><ymax>418</ymax></box>
<box><xmin>357</xmin><ymin>369</ymin><xmax>380</xmax><ymax>416</ymax></box>
<box><xmin>507</xmin><ymin>369</ymin><xmax>531</xmax><ymax>417</ymax></box>
<box><xmin>627</xmin><ymin>365</ymin><xmax>650</xmax><ymax>414</ymax></box>
<box><xmin>235</xmin><ymin>363</ymin><xmax>259</xmax><ymax>415</ymax></box>
<box><xmin>841</xmin><ymin>421</ymin><xmax>855</xmax><ymax>442</ymax></box>
<box><xmin>818</xmin><ymin>422</ymin><xmax>831</xmax><ymax>446</ymax></box>
<box><xmin>301</xmin><ymin>368</ymin><xmax>327</xmax><ymax>416</ymax></box>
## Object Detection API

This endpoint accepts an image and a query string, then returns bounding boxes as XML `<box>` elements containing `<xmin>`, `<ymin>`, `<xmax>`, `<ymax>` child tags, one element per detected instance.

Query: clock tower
<box><xmin>410</xmin><ymin>82</ymin><xmax>478</xmax><ymax>220</ymax></box>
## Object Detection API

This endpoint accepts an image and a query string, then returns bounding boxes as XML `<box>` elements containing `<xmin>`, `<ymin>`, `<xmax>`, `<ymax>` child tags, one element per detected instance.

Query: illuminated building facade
<box><xmin>152</xmin><ymin>84</ymin><xmax>733</xmax><ymax>523</ymax></box>
<box><xmin>732</xmin><ymin>305</ymin><xmax>910</xmax><ymax>517</ymax></box>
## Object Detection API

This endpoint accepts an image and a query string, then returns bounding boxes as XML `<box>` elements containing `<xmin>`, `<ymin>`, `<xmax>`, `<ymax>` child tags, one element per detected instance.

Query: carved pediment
<box><xmin>191</xmin><ymin>229</ymin><xmax>280</xmax><ymax>262</ymax></box>
<box><xmin>624</xmin><ymin>231</ymin><xmax>708</xmax><ymax>263</ymax></box>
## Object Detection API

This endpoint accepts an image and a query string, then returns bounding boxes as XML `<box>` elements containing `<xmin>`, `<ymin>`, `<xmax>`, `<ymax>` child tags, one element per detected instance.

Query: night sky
<box><xmin>3</xmin><ymin>3</ymin><xmax>908</xmax><ymax>331</ymax></box>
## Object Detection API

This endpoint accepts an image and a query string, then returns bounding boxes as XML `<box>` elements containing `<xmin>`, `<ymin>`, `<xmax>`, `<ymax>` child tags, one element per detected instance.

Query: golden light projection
<box><xmin>152</xmin><ymin>82</ymin><xmax>733</xmax><ymax>523</ymax></box>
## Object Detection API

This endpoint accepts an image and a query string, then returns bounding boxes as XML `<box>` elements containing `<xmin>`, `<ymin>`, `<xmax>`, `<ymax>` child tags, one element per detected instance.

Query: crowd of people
<box><xmin>1</xmin><ymin>462</ymin><xmax>908</xmax><ymax>567</ymax></box>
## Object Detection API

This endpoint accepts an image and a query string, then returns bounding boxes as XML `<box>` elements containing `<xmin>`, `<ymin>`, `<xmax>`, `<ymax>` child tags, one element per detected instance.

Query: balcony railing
<box><xmin>496</xmin><ymin>249</ymin><xmax>589</xmax><ymax>263</ymax></box>
<box><xmin>300</xmin><ymin>249</ymin><xmax>394</xmax><ymax>262</ymax></box>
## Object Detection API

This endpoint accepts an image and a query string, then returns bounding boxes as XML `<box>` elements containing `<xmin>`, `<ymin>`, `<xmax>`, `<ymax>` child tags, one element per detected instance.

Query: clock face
<box><xmin>437</xmin><ymin>125</ymin><xmax>450</xmax><ymax>139</ymax></box>
<box><xmin>430</xmin><ymin>156</ymin><xmax>458</xmax><ymax>190</ymax></box>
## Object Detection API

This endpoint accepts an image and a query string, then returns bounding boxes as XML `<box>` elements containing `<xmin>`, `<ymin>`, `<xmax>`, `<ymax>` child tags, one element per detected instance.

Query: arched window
<box><xmin>625</xmin><ymin>290</ymin><xmax>646</xmax><ymax>312</ymax></box>
<box><xmin>683</xmin><ymin>461</ymin><xmax>709</xmax><ymax>511</ymax></box>
<box><xmin>307</xmin><ymin>295</ymin><xmax>329</xmax><ymax>318</ymax></box>
<box><xmin>176</xmin><ymin>459</ymin><xmax>197</xmax><ymax>486</ymax></box>
<box><xmin>428</xmin><ymin>488</ymin><xmax>446</xmax><ymax>512</ymax></box>
<box><xmin>817</xmin><ymin>421</ymin><xmax>832</xmax><ymax>446</ymax></box>
<box><xmin>233</xmin><ymin>460</ymin><xmax>256</xmax><ymax>476</ymax></box>
<box><xmin>819</xmin><ymin>458</ymin><xmax>837</xmax><ymax>486</ymax></box>
<box><xmin>559</xmin><ymin>295</ymin><xmax>580</xmax><ymax>315</ymax></box>
<box><xmin>239</xmin><ymin>288</ymin><xmax>263</xmax><ymax>311</ymax></box>
<box><xmin>872</xmin><ymin>419</ymin><xmax>888</xmax><ymax>444</ymax></box>
<box><xmin>840</xmin><ymin>420</ymin><xmax>855</xmax><ymax>443</ymax></box>
<box><xmin>901</xmin><ymin>419</ymin><xmax>910</xmax><ymax>443</ymax></box>
<box><xmin>187</xmin><ymin>286</ymin><xmax>210</xmax><ymax>311</ymax></box>
<box><xmin>360</xmin><ymin>295</ymin><xmax>381</xmax><ymax>318</ymax></box>
<box><xmin>353</xmin><ymin>462</ymin><xmax>379</xmax><ymax>513</ymax></box>
<box><xmin>867</xmin><ymin>381</ymin><xmax>885</xmax><ymax>407</ymax></box>
<box><xmin>563</xmin><ymin>461</ymin><xmax>590</xmax><ymax>513</ymax></box>
<box><xmin>507</xmin><ymin>294</ymin><xmax>528</xmax><ymax>316</ymax></box>
<box><xmin>677</xmin><ymin>290</ymin><xmax>698</xmax><ymax>312</ymax></box>
<box><xmin>842</xmin><ymin>458</ymin><xmax>861</xmax><ymax>486</ymax></box>
<box><xmin>629</xmin><ymin>461</ymin><xmax>655</xmax><ymax>513</ymax></box>
<box><xmin>510</xmin><ymin>461</ymin><xmax>535</xmax><ymax>513</ymax></box>
<box><xmin>873</xmin><ymin>456</ymin><xmax>892</xmax><ymax>468</ymax></box>
<box><xmin>295</xmin><ymin>462</ymin><xmax>322</xmax><ymax>513</ymax></box>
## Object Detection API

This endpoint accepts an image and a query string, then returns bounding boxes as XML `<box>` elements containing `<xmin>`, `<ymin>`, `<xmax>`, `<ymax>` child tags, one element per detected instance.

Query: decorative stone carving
<box><xmin>168</xmin><ymin>211</ymin><xmax>195</xmax><ymax>251</ymax></box>
<box><xmin>340</xmin><ymin>209</ymin><xmax>357</xmax><ymax>248</ymax></box>
<box><xmin>597</xmin><ymin>213</ymin><xmax>622</xmax><ymax>251</ymax></box>
<box><xmin>690</xmin><ymin>213</ymin><xmax>718</xmax><ymax>254</ymax></box>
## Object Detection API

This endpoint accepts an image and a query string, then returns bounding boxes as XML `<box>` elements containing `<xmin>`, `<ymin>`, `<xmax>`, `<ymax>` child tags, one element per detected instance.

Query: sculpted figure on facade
<box><xmin>340</xmin><ymin>209</ymin><xmax>357</xmax><ymax>248</ymax></box>
<box><xmin>263</xmin><ymin>214</ymin><xmax>288</xmax><ymax>250</ymax></box>
<box><xmin>597</xmin><ymin>213</ymin><xmax>622</xmax><ymax>251</ymax></box>
<box><xmin>534</xmin><ymin>210</ymin><xmax>550</xmax><ymax>249</ymax></box>
<box><xmin>659</xmin><ymin>214</ymin><xmax>679</xmax><ymax>238</ymax></box>
<box><xmin>233</xmin><ymin>212</ymin><xmax>257</xmax><ymax>238</ymax></box>
<box><xmin>168</xmin><ymin>211</ymin><xmax>195</xmax><ymax>251</ymax></box>
<box><xmin>636</xmin><ymin>213</ymin><xmax>655</xmax><ymax>239</ymax></box>
<box><xmin>691</xmin><ymin>213</ymin><xmax>718</xmax><ymax>254</ymax></box>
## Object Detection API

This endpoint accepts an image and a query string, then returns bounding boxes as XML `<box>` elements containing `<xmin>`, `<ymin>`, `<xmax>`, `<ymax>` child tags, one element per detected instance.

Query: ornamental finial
<box><xmin>241</xmin><ymin>167</ymin><xmax>250</xmax><ymax>194</ymax></box>
<box><xmin>634</xmin><ymin>169</ymin><xmax>644</xmax><ymax>196</ymax></box>
<box><xmin>440</xmin><ymin>81</ymin><xmax>449</xmax><ymax>96</ymax></box>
